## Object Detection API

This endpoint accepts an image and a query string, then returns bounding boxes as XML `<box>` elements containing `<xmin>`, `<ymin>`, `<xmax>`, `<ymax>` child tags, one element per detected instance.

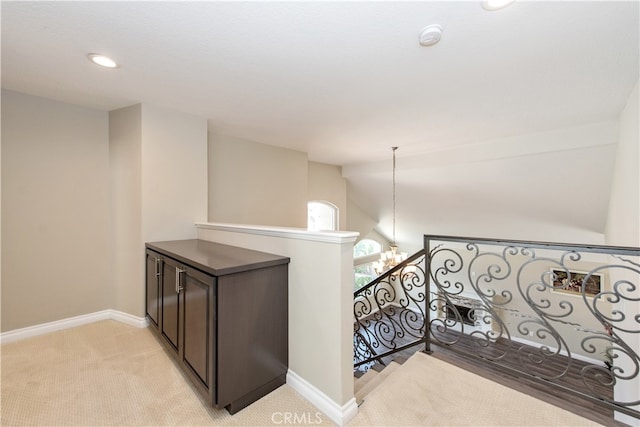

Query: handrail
<box><xmin>353</xmin><ymin>249</ymin><xmax>427</xmax><ymax>370</ymax></box>
<box><xmin>424</xmin><ymin>234</ymin><xmax>640</xmax><ymax>256</ymax></box>
<box><xmin>354</xmin><ymin>249</ymin><xmax>426</xmax><ymax>297</ymax></box>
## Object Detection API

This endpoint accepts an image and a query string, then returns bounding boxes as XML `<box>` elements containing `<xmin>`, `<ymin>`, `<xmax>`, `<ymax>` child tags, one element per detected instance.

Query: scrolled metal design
<box><xmin>428</xmin><ymin>293</ymin><xmax>460</xmax><ymax>345</ymax></box>
<box><xmin>514</xmin><ymin>257</ymin><xmax>576</xmax><ymax>380</ymax></box>
<box><xmin>578</xmin><ymin>263</ymin><xmax>640</xmax><ymax>406</ymax></box>
<box><xmin>429</xmin><ymin>243</ymin><xmax>515</xmax><ymax>361</ymax></box>
<box><xmin>465</xmin><ymin>245</ymin><xmax>522</xmax><ymax>360</ymax></box>
<box><xmin>353</xmin><ymin>253</ymin><xmax>426</xmax><ymax>368</ymax></box>
<box><xmin>429</xmin><ymin>245</ymin><xmax>466</xmax><ymax>296</ymax></box>
<box><xmin>353</xmin><ymin>330</ymin><xmax>378</xmax><ymax>371</ymax></box>
<box><xmin>423</xmin><ymin>236</ymin><xmax>640</xmax><ymax>419</ymax></box>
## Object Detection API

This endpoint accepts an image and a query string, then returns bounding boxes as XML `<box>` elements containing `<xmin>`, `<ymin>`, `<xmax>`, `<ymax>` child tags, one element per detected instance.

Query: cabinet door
<box><xmin>181</xmin><ymin>266</ymin><xmax>216</xmax><ymax>393</ymax></box>
<box><xmin>145</xmin><ymin>250</ymin><xmax>161</xmax><ymax>329</ymax></box>
<box><xmin>161</xmin><ymin>257</ymin><xmax>181</xmax><ymax>352</ymax></box>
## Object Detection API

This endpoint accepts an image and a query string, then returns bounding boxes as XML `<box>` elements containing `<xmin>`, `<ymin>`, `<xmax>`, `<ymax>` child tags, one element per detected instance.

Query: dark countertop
<box><xmin>146</xmin><ymin>239</ymin><xmax>290</xmax><ymax>276</ymax></box>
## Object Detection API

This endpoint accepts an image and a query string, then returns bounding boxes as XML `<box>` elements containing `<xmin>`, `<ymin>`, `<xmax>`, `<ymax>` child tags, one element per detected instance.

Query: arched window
<box><xmin>353</xmin><ymin>239</ymin><xmax>382</xmax><ymax>258</ymax></box>
<box><xmin>353</xmin><ymin>238</ymin><xmax>383</xmax><ymax>290</ymax></box>
<box><xmin>307</xmin><ymin>201</ymin><xmax>338</xmax><ymax>231</ymax></box>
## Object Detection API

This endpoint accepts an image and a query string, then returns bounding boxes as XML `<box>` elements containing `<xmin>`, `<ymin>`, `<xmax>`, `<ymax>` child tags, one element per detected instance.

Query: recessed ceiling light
<box><xmin>88</xmin><ymin>53</ymin><xmax>118</xmax><ymax>68</ymax></box>
<box><xmin>482</xmin><ymin>0</ymin><xmax>516</xmax><ymax>11</ymax></box>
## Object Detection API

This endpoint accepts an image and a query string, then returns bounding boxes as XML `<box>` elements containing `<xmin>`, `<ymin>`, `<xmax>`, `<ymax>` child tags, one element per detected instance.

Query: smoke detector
<box><xmin>419</xmin><ymin>24</ymin><xmax>443</xmax><ymax>47</ymax></box>
<box><xmin>482</xmin><ymin>0</ymin><xmax>516</xmax><ymax>11</ymax></box>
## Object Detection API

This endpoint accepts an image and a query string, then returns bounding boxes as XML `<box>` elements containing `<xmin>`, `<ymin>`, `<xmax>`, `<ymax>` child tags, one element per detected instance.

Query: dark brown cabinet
<box><xmin>145</xmin><ymin>252</ymin><xmax>161</xmax><ymax>328</ymax></box>
<box><xmin>145</xmin><ymin>239</ymin><xmax>289</xmax><ymax>414</ymax></box>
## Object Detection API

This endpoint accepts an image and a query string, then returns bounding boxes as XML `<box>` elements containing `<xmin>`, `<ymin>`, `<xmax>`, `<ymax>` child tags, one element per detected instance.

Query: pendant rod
<box><xmin>392</xmin><ymin>146</ymin><xmax>398</xmax><ymax>246</ymax></box>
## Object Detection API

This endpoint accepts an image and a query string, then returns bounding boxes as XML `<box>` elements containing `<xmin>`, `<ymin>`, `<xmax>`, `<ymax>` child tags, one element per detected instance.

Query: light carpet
<box><xmin>1</xmin><ymin>321</ymin><xmax>330</xmax><ymax>426</ymax></box>
<box><xmin>1</xmin><ymin>320</ymin><xmax>602</xmax><ymax>426</ymax></box>
<box><xmin>348</xmin><ymin>351</ymin><xmax>601</xmax><ymax>427</ymax></box>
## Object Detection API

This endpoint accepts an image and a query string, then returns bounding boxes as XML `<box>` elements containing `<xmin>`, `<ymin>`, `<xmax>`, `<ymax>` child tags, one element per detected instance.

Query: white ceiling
<box><xmin>2</xmin><ymin>1</ymin><xmax>638</xmax><ymax>166</ymax></box>
<box><xmin>2</xmin><ymin>1</ymin><xmax>638</xmax><ymax>248</ymax></box>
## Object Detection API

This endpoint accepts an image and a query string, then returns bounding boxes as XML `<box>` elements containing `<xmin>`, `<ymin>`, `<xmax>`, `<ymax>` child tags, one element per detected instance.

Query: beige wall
<box><xmin>109</xmin><ymin>105</ymin><xmax>144</xmax><ymax>316</ymax></box>
<box><xmin>308</xmin><ymin>162</ymin><xmax>347</xmax><ymax>230</ymax></box>
<box><xmin>346</xmin><ymin>197</ymin><xmax>381</xmax><ymax>245</ymax></box>
<box><xmin>208</xmin><ymin>133</ymin><xmax>308</xmax><ymax>228</ymax></box>
<box><xmin>0</xmin><ymin>89</ymin><xmax>3</xmax><ymax>333</ymax></box>
<box><xmin>606</xmin><ymin>81</ymin><xmax>639</xmax><ymax>247</ymax></box>
<box><xmin>1</xmin><ymin>92</ymin><xmax>207</xmax><ymax>331</ymax></box>
<box><xmin>141</xmin><ymin>105</ymin><xmax>208</xmax><ymax>242</ymax></box>
<box><xmin>1</xmin><ymin>90</ymin><xmax>111</xmax><ymax>331</ymax></box>
<box><xmin>605</xmin><ymin>81</ymin><xmax>640</xmax><ymax>426</ymax></box>
<box><xmin>110</xmin><ymin>104</ymin><xmax>208</xmax><ymax>317</ymax></box>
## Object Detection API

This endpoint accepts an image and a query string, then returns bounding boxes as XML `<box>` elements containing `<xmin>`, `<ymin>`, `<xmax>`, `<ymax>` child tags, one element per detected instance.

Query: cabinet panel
<box><xmin>161</xmin><ymin>258</ymin><xmax>180</xmax><ymax>352</ymax></box>
<box><xmin>182</xmin><ymin>268</ymin><xmax>215</xmax><ymax>390</ymax></box>
<box><xmin>145</xmin><ymin>251</ymin><xmax>161</xmax><ymax>328</ymax></box>
<box><xmin>217</xmin><ymin>264</ymin><xmax>288</xmax><ymax>409</ymax></box>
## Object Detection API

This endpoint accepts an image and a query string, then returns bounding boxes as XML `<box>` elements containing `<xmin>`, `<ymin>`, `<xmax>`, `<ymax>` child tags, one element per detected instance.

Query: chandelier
<box><xmin>374</xmin><ymin>147</ymin><xmax>407</xmax><ymax>275</ymax></box>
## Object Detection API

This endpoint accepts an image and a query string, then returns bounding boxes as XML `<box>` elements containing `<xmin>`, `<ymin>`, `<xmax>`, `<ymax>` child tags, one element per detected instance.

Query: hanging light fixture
<box><xmin>374</xmin><ymin>147</ymin><xmax>408</xmax><ymax>275</ymax></box>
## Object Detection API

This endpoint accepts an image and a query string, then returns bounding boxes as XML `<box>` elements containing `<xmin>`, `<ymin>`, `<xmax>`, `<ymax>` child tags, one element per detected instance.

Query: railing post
<box><xmin>424</xmin><ymin>236</ymin><xmax>432</xmax><ymax>354</ymax></box>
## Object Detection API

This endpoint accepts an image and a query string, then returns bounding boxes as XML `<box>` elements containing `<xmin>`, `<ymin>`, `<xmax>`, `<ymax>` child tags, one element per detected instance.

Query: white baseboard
<box><xmin>0</xmin><ymin>310</ymin><xmax>148</xmax><ymax>344</ymax></box>
<box><xmin>109</xmin><ymin>310</ymin><xmax>149</xmax><ymax>328</ymax></box>
<box><xmin>286</xmin><ymin>369</ymin><xmax>358</xmax><ymax>426</ymax></box>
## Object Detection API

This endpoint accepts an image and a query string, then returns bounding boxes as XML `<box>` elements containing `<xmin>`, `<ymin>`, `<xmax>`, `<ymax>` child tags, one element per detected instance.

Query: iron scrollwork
<box><xmin>424</xmin><ymin>235</ymin><xmax>640</xmax><ymax>419</ymax></box>
<box><xmin>353</xmin><ymin>252</ymin><xmax>426</xmax><ymax>370</ymax></box>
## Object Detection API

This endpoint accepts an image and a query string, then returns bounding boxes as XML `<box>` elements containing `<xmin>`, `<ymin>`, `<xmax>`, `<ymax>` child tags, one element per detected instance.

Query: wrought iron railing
<box><xmin>353</xmin><ymin>250</ymin><xmax>427</xmax><ymax>370</ymax></box>
<box><xmin>424</xmin><ymin>235</ymin><xmax>640</xmax><ymax>420</ymax></box>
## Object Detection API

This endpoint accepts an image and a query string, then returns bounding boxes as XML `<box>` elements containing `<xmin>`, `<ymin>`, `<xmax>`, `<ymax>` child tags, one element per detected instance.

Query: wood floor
<box><xmin>354</xmin><ymin>317</ymin><xmax>630</xmax><ymax>426</ymax></box>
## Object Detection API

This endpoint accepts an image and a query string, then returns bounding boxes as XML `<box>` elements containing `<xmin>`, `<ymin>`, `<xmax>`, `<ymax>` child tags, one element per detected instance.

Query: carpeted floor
<box><xmin>1</xmin><ymin>321</ymin><xmax>330</xmax><ymax>426</ymax></box>
<box><xmin>1</xmin><ymin>320</ymin><xmax>602</xmax><ymax>426</ymax></box>
<box><xmin>349</xmin><ymin>351</ymin><xmax>601</xmax><ymax>426</ymax></box>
